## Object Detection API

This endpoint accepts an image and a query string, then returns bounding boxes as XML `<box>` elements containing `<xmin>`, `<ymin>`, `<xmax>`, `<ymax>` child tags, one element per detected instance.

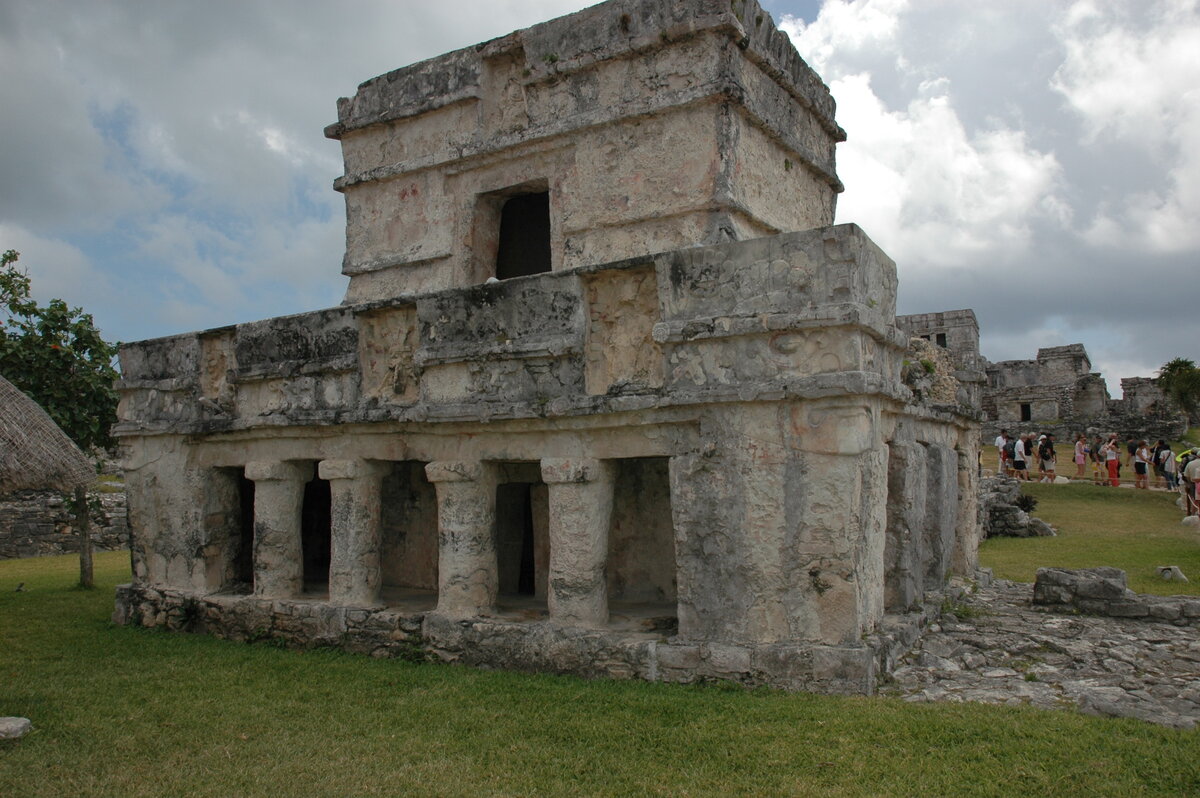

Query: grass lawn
<box><xmin>1</xmin><ymin>552</ymin><xmax>1198</xmax><ymax>796</ymax></box>
<box><xmin>980</xmin><ymin>482</ymin><xmax>1200</xmax><ymax>595</ymax></box>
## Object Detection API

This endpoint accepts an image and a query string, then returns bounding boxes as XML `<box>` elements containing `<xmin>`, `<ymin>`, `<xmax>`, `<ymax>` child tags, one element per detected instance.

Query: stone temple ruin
<box><xmin>898</xmin><ymin>310</ymin><xmax>1186</xmax><ymax>444</ymax></box>
<box><xmin>112</xmin><ymin>0</ymin><xmax>981</xmax><ymax>694</ymax></box>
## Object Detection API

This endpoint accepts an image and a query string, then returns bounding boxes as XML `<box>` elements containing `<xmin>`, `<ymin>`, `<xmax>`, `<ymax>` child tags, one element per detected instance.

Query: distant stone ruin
<box><xmin>113</xmin><ymin>0</ymin><xmax>981</xmax><ymax>695</ymax></box>
<box><xmin>898</xmin><ymin>310</ymin><xmax>1186</xmax><ymax>443</ymax></box>
<box><xmin>0</xmin><ymin>489</ymin><xmax>128</xmax><ymax>559</ymax></box>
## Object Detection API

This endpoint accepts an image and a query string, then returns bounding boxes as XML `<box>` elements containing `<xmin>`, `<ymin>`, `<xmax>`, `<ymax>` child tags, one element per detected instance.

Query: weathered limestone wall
<box><xmin>669</xmin><ymin>400</ymin><xmax>889</xmax><ymax>647</ymax></box>
<box><xmin>326</xmin><ymin>0</ymin><xmax>845</xmax><ymax>303</ymax></box>
<box><xmin>113</xmin><ymin>222</ymin><xmax>977</xmax><ymax>693</ymax></box>
<box><xmin>881</xmin><ymin>415</ymin><xmax>977</xmax><ymax>612</ymax></box>
<box><xmin>896</xmin><ymin>309</ymin><xmax>981</xmax><ymax>366</ymax></box>
<box><xmin>0</xmin><ymin>489</ymin><xmax>129</xmax><ymax>559</ymax></box>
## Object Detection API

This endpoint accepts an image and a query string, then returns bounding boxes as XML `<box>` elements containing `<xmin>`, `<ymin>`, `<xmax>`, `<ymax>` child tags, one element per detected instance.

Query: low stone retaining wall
<box><xmin>1033</xmin><ymin>567</ymin><xmax>1200</xmax><ymax>624</ymax></box>
<box><xmin>0</xmin><ymin>489</ymin><xmax>129</xmax><ymax>559</ymax></box>
<box><xmin>112</xmin><ymin>582</ymin><xmax>942</xmax><ymax>695</ymax></box>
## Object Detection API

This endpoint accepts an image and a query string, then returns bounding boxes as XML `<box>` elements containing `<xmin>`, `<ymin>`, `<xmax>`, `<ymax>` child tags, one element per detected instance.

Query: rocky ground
<box><xmin>885</xmin><ymin>579</ymin><xmax>1200</xmax><ymax>730</ymax></box>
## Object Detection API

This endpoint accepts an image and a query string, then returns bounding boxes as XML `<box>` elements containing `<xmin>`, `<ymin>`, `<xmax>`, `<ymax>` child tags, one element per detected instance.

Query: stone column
<box><xmin>541</xmin><ymin>458</ymin><xmax>615</xmax><ymax>628</ymax></box>
<box><xmin>320</xmin><ymin>459</ymin><xmax>390</xmax><ymax>607</ymax></box>
<box><xmin>952</xmin><ymin>442</ymin><xmax>981</xmax><ymax>576</ymax></box>
<box><xmin>425</xmin><ymin>461</ymin><xmax>498</xmax><ymax>618</ymax></box>
<box><xmin>883</xmin><ymin>437</ymin><xmax>928</xmax><ymax>611</ymax></box>
<box><xmin>245</xmin><ymin>461</ymin><xmax>313</xmax><ymax>599</ymax></box>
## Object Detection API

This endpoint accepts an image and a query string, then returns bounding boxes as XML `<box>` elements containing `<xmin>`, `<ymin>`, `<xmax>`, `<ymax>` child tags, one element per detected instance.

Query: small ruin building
<box><xmin>113</xmin><ymin>0</ymin><xmax>981</xmax><ymax>694</ymax></box>
<box><xmin>898</xmin><ymin>313</ymin><xmax>1186</xmax><ymax>443</ymax></box>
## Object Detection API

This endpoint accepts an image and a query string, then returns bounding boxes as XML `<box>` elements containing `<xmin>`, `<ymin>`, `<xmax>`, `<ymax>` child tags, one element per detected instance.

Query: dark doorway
<box><xmin>1020</xmin><ymin>403</ymin><xmax>1032</xmax><ymax>422</ymax></box>
<box><xmin>935</xmin><ymin>333</ymin><xmax>947</xmax><ymax>347</ymax></box>
<box><xmin>235</xmin><ymin>472</ymin><xmax>255</xmax><ymax>588</ymax></box>
<box><xmin>496</xmin><ymin>482</ymin><xmax>537</xmax><ymax>596</ymax></box>
<box><xmin>301</xmin><ymin>475</ymin><xmax>332</xmax><ymax>592</ymax></box>
<box><xmin>495</xmin><ymin>192</ymin><xmax>551</xmax><ymax>280</ymax></box>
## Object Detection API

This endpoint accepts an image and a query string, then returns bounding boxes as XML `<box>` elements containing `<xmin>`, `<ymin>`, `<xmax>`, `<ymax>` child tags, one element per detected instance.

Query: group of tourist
<box><xmin>994</xmin><ymin>429</ymin><xmax>1200</xmax><ymax>516</ymax></box>
<box><xmin>994</xmin><ymin>430</ymin><xmax>1060</xmax><ymax>483</ymax></box>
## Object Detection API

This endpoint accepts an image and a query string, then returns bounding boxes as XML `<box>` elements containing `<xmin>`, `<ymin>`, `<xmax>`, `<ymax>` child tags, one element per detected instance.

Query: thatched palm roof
<box><xmin>0</xmin><ymin>374</ymin><xmax>95</xmax><ymax>493</ymax></box>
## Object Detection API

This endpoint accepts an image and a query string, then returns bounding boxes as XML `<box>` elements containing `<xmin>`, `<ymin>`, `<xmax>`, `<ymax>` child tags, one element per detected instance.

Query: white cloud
<box><xmin>781</xmin><ymin>0</ymin><xmax>908</xmax><ymax>75</ymax></box>
<box><xmin>1053</xmin><ymin>0</ymin><xmax>1200</xmax><ymax>251</ymax></box>
<box><xmin>783</xmin><ymin>4</ymin><xmax>1065</xmax><ymax>269</ymax></box>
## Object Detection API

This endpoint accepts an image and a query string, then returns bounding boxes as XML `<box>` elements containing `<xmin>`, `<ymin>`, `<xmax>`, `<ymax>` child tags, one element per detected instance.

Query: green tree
<box><xmin>1157</xmin><ymin>357</ymin><xmax>1200</xmax><ymax>423</ymax></box>
<box><xmin>1</xmin><ymin>249</ymin><xmax>119</xmax><ymax>452</ymax></box>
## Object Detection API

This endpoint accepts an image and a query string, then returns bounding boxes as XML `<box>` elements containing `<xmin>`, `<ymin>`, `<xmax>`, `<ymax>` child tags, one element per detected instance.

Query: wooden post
<box><xmin>75</xmin><ymin>484</ymin><xmax>93</xmax><ymax>589</ymax></box>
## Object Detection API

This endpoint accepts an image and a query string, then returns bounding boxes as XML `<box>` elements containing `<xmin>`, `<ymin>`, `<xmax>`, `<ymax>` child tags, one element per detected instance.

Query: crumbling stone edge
<box><xmin>112</xmin><ymin>583</ymin><xmax>963</xmax><ymax>696</ymax></box>
<box><xmin>1033</xmin><ymin>567</ymin><xmax>1200</xmax><ymax>625</ymax></box>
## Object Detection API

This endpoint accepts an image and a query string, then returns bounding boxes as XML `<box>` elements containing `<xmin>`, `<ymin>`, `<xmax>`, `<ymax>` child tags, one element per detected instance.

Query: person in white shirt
<box><xmin>1011</xmin><ymin>433</ymin><xmax>1027</xmax><ymax>480</ymax></box>
<box><xmin>995</xmin><ymin>430</ymin><xmax>1009</xmax><ymax>475</ymax></box>
<box><xmin>1133</xmin><ymin>440</ymin><xmax>1152</xmax><ymax>490</ymax></box>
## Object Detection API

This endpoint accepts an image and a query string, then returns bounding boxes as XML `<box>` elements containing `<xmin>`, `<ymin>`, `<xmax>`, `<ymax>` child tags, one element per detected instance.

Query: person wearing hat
<box><xmin>1038</xmin><ymin>433</ymin><xmax>1057</xmax><ymax>483</ymax></box>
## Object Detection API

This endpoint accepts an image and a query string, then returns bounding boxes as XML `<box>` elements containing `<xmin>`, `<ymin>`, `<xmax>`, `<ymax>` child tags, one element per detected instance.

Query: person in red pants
<box><xmin>1104</xmin><ymin>436</ymin><xmax>1121</xmax><ymax>487</ymax></box>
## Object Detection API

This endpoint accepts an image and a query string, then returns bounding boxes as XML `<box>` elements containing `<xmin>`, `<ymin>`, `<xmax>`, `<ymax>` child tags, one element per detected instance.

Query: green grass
<box><xmin>981</xmin><ymin>482</ymin><xmax>1200</xmax><ymax>595</ymax></box>
<box><xmin>2</xmin><ymin>553</ymin><xmax>1198</xmax><ymax>796</ymax></box>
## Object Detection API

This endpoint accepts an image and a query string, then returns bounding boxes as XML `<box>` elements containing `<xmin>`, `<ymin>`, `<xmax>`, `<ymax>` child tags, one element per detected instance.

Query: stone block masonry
<box><xmin>1</xmin><ymin>489</ymin><xmax>128</xmax><ymax>559</ymax></box>
<box><xmin>1033</xmin><ymin>567</ymin><xmax>1200</xmax><ymax>624</ymax></box>
<box><xmin>112</xmin><ymin>0</ymin><xmax>980</xmax><ymax>695</ymax></box>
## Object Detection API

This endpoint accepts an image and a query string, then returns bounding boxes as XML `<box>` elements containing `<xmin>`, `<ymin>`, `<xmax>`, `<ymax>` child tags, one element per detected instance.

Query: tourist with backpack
<box><xmin>1038</xmin><ymin>434</ymin><xmax>1057</xmax><ymax>483</ymax></box>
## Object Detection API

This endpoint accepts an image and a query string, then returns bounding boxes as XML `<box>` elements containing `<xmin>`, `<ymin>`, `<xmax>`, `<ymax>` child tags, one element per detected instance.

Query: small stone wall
<box><xmin>1033</xmin><ymin>567</ymin><xmax>1200</xmax><ymax>625</ymax></box>
<box><xmin>0</xmin><ymin>489</ymin><xmax>129</xmax><ymax>559</ymax></box>
<box><xmin>112</xmin><ymin>582</ymin><xmax>940</xmax><ymax>696</ymax></box>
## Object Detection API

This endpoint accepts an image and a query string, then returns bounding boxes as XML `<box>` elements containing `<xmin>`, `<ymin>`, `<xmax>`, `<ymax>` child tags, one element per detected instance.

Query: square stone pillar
<box><xmin>540</xmin><ymin>458</ymin><xmax>615</xmax><ymax>628</ymax></box>
<box><xmin>245</xmin><ymin>461</ymin><xmax>313</xmax><ymax>599</ymax></box>
<box><xmin>425</xmin><ymin>461</ymin><xmax>498</xmax><ymax>618</ymax></box>
<box><xmin>883</xmin><ymin>438</ymin><xmax>928</xmax><ymax>612</ymax></box>
<box><xmin>952</xmin><ymin>441</ymin><xmax>981</xmax><ymax>576</ymax></box>
<box><xmin>670</xmin><ymin>403</ymin><xmax>887</xmax><ymax>647</ymax></box>
<box><xmin>319</xmin><ymin>459</ymin><xmax>390</xmax><ymax>607</ymax></box>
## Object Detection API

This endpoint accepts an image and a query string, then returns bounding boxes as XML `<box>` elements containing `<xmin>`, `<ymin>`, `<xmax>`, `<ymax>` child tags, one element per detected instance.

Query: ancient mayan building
<box><xmin>113</xmin><ymin>0</ymin><xmax>981</xmax><ymax>694</ymax></box>
<box><xmin>898</xmin><ymin>312</ymin><xmax>1186</xmax><ymax>443</ymax></box>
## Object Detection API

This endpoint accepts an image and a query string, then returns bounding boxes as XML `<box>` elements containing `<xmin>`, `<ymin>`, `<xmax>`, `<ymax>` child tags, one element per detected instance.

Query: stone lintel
<box><xmin>245</xmin><ymin>460</ymin><xmax>314</xmax><ymax>483</ymax></box>
<box><xmin>318</xmin><ymin>458</ymin><xmax>390</xmax><ymax>482</ymax></box>
<box><xmin>540</xmin><ymin>457</ymin><xmax>608</xmax><ymax>484</ymax></box>
<box><xmin>425</xmin><ymin>460</ymin><xmax>483</xmax><ymax>484</ymax></box>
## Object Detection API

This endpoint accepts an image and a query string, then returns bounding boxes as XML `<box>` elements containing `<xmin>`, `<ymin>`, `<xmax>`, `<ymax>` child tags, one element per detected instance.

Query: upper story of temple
<box><xmin>323</xmin><ymin>0</ymin><xmax>846</xmax><ymax>303</ymax></box>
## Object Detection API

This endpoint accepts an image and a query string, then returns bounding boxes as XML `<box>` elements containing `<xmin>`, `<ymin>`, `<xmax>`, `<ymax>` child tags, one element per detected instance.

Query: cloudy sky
<box><xmin>1</xmin><ymin>0</ymin><xmax>1196</xmax><ymax>393</ymax></box>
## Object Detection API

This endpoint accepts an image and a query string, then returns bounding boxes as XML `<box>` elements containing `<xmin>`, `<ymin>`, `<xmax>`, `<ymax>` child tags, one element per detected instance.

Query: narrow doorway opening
<box><xmin>495</xmin><ymin>192</ymin><xmax>551</xmax><ymax>280</ymax></box>
<box><xmin>935</xmin><ymin>332</ymin><xmax>947</xmax><ymax>347</ymax></box>
<box><xmin>379</xmin><ymin>461</ymin><xmax>439</xmax><ymax>611</ymax></box>
<box><xmin>607</xmin><ymin>457</ymin><xmax>677</xmax><ymax>634</ymax></box>
<box><xmin>234</xmin><ymin>471</ymin><xmax>255</xmax><ymax>588</ymax></box>
<box><xmin>496</xmin><ymin>482</ymin><xmax>538</xmax><ymax>596</ymax></box>
<box><xmin>301</xmin><ymin>474</ymin><xmax>332</xmax><ymax>594</ymax></box>
<box><xmin>1020</xmin><ymin>403</ymin><xmax>1032</xmax><ymax>422</ymax></box>
<box><xmin>493</xmin><ymin>462</ymin><xmax>549</xmax><ymax>616</ymax></box>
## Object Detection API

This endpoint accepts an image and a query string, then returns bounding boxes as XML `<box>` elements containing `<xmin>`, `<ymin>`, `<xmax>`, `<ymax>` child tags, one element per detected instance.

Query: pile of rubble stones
<box><xmin>886</xmin><ymin>574</ymin><xmax>1200</xmax><ymax>729</ymax></box>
